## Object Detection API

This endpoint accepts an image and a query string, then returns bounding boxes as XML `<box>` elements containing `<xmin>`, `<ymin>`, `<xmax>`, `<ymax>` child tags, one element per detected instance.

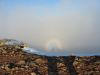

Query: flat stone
<box><xmin>17</xmin><ymin>60</ymin><xmax>25</xmax><ymax>65</ymax></box>
<box><xmin>31</xmin><ymin>72</ymin><xmax>36</xmax><ymax>75</ymax></box>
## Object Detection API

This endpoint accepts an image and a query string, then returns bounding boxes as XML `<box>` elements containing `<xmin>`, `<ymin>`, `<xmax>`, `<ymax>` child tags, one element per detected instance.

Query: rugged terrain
<box><xmin>0</xmin><ymin>45</ymin><xmax>100</xmax><ymax>75</ymax></box>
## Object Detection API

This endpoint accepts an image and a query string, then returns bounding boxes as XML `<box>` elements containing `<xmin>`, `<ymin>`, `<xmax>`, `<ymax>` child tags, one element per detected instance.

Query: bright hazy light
<box><xmin>45</xmin><ymin>38</ymin><xmax>62</xmax><ymax>52</ymax></box>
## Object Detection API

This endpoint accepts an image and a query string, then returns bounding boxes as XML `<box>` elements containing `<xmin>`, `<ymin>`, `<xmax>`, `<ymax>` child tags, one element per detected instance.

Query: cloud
<box><xmin>0</xmin><ymin>0</ymin><xmax>100</xmax><ymax>54</ymax></box>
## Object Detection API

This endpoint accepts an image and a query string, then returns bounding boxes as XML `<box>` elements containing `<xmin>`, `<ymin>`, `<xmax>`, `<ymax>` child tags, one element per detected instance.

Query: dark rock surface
<box><xmin>0</xmin><ymin>45</ymin><xmax>100</xmax><ymax>75</ymax></box>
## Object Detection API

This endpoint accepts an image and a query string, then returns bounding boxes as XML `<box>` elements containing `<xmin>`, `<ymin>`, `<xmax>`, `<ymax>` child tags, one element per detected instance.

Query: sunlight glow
<box><xmin>45</xmin><ymin>38</ymin><xmax>62</xmax><ymax>52</ymax></box>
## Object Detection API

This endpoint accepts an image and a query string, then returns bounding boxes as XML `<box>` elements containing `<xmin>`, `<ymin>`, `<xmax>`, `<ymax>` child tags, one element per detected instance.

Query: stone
<box><xmin>31</xmin><ymin>72</ymin><xmax>36</xmax><ymax>75</ymax></box>
<box><xmin>5</xmin><ymin>66</ymin><xmax>10</xmax><ymax>72</ymax></box>
<box><xmin>17</xmin><ymin>60</ymin><xmax>25</xmax><ymax>65</ymax></box>
<box><xmin>0</xmin><ymin>44</ymin><xmax>100</xmax><ymax>75</ymax></box>
<box><xmin>2</xmin><ymin>50</ymin><xmax>7</xmax><ymax>54</ymax></box>
<box><xmin>35</xmin><ymin>58</ymin><xmax>43</xmax><ymax>64</ymax></box>
<box><xmin>57</xmin><ymin>63</ymin><xmax>65</xmax><ymax>68</ymax></box>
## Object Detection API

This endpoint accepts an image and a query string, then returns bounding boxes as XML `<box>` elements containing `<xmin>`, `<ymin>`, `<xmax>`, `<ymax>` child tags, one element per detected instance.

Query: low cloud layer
<box><xmin>0</xmin><ymin>0</ymin><xmax>100</xmax><ymax>54</ymax></box>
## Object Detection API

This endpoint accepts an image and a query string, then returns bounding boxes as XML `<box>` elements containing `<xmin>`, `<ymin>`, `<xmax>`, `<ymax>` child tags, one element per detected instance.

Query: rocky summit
<box><xmin>0</xmin><ymin>45</ymin><xmax>100</xmax><ymax>75</ymax></box>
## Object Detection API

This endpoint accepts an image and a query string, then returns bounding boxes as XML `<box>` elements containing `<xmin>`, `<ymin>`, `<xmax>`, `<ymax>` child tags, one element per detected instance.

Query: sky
<box><xmin>0</xmin><ymin>0</ymin><xmax>100</xmax><ymax>56</ymax></box>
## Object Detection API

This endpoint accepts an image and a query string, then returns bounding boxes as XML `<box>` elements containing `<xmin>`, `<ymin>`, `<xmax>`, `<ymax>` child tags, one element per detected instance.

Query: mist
<box><xmin>0</xmin><ymin>0</ymin><xmax>100</xmax><ymax>55</ymax></box>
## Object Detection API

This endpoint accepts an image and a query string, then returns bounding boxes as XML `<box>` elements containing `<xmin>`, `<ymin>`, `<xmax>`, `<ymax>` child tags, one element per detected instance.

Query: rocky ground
<box><xmin>0</xmin><ymin>45</ymin><xmax>100</xmax><ymax>75</ymax></box>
